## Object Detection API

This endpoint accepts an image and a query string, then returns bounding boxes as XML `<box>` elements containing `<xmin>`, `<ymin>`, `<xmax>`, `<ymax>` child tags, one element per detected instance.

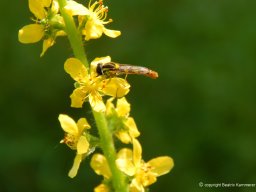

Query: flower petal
<box><xmin>64</xmin><ymin>58</ymin><xmax>88</xmax><ymax>82</ymax></box>
<box><xmin>115</xmin><ymin>130</ymin><xmax>131</xmax><ymax>144</ymax></box>
<box><xmin>116</xmin><ymin>97</ymin><xmax>130</xmax><ymax>117</ymax></box>
<box><xmin>90</xmin><ymin>56</ymin><xmax>111</xmax><ymax>78</ymax></box>
<box><xmin>65</xmin><ymin>0</ymin><xmax>90</xmax><ymax>15</ymax></box>
<box><xmin>130</xmin><ymin>179</ymin><xmax>145</xmax><ymax>192</ymax></box>
<box><xmin>42</xmin><ymin>0</ymin><xmax>52</xmax><ymax>7</ymax></box>
<box><xmin>29</xmin><ymin>0</ymin><xmax>49</xmax><ymax>19</ymax></box>
<box><xmin>90</xmin><ymin>154</ymin><xmax>112</xmax><ymax>179</ymax></box>
<box><xmin>70</xmin><ymin>87</ymin><xmax>88</xmax><ymax>108</ymax></box>
<box><xmin>103</xmin><ymin>28</ymin><xmax>121</xmax><ymax>38</ymax></box>
<box><xmin>140</xmin><ymin>171</ymin><xmax>157</xmax><ymax>187</ymax></box>
<box><xmin>51</xmin><ymin>0</ymin><xmax>59</xmax><ymax>14</ymax></box>
<box><xmin>77</xmin><ymin>135</ymin><xmax>89</xmax><ymax>154</ymax></box>
<box><xmin>40</xmin><ymin>38</ymin><xmax>55</xmax><ymax>57</ymax></box>
<box><xmin>106</xmin><ymin>97</ymin><xmax>115</xmax><ymax>116</ymax></box>
<box><xmin>77</xmin><ymin>118</ymin><xmax>91</xmax><ymax>132</ymax></box>
<box><xmin>116</xmin><ymin>148</ymin><xmax>136</xmax><ymax>176</ymax></box>
<box><xmin>94</xmin><ymin>184</ymin><xmax>109</xmax><ymax>192</ymax></box>
<box><xmin>58</xmin><ymin>114</ymin><xmax>78</xmax><ymax>135</ymax></box>
<box><xmin>68</xmin><ymin>154</ymin><xmax>83</xmax><ymax>178</ymax></box>
<box><xmin>126</xmin><ymin>117</ymin><xmax>140</xmax><ymax>138</ymax></box>
<box><xmin>89</xmin><ymin>91</ymin><xmax>106</xmax><ymax>112</ymax></box>
<box><xmin>133</xmin><ymin>139</ymin><xmax>142</xmax><ymax>167</ymax></box>
<box><xmin>83</xmin><ymin>18</ymin><xmax>104</xmax><ymax>40</ymax></box>
<box><xmin>147</xmin><ymin>156</ymin><xmax>174</xmax><ymax>176</ymax></box>
<box><xmin>101</xmin><ymin>78</ymin><xmax>130</xmax><ymax>98</ymax></box>
<box><xmin>18</xmin><ymin>24</ymin><xmax>44</xmax><ymax>43</ymax></box>
<box><xmin>91</xmin><ymin>56</ymin><xmax>111</xmax><ymax>67</ymax></box>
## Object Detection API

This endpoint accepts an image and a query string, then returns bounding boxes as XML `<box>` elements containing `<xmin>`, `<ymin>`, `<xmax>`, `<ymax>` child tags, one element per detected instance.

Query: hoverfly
<box><xmin>96</xmin><ymin>62</ymin><xmax>158</xmax><ymax>79</ymax></box>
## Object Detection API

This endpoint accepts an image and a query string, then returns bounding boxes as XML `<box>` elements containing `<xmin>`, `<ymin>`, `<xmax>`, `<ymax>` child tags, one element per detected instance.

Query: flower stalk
<box><xmin>93</xmin><ymin>110</ymin><xmax>128</xmax><ymax>192</ymax></box>
<box><xmin>19</xmin><ymin>0</ymin><xmax>174</xmax><ymax>191</ymax></box>
<box><xmin>58</xmin><ymin>0</ymin><xmax>128</xmax><ymax>191</ymax></box>
<box><xmin>58</xmin><ymin>0</ymin><xmax>88</xmax><ymax>68</ymax></box>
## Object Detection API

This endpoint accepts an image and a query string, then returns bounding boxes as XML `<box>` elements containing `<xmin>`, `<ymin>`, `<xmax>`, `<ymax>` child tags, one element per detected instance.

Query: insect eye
<box><xmin>96</xmin><ymin>63</ymin><xmax>103</xmax><ymax>75</ymax></box>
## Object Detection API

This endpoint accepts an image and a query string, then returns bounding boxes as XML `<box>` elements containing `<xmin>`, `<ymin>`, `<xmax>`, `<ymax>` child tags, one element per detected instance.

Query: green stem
<box><xmin>57</xmin><ymin>0</ymin><xmax>128</xmax><ymax>191</ymax></box>
<box><xmin>93</xmin><ymin>111</ymin><xmax>128</xmax><ymax>192</ymax></box>
<box><xmin>58</xmin><ymin>0</ymin><xmax>88</xmax><ymax>68</ymax></box>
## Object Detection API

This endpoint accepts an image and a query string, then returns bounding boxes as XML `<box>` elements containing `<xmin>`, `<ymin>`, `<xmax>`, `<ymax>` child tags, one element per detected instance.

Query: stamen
<box><xmin>94</xmin><ymin>2</ymin><xmax>103</xmax><ymax>16</ymax></box>
<box><xmin>99</xmin><ymin>0</ymin><xmax>103</xmax><ymax>6</ymax></box>
<box><xmin>101</xmin><ymin>11</ymin><xmax>109</xmax><ymax>21</ymax></box>
<box><xmin>97</xmin><ymin>9</ymin><xmax>105</xmax><ymax>20</ymax></box>
<box><xmin>89</xmin><ymin>1</ymin><xmax>98</xmax><ymax>12</ymax></box>
<box><xmin>88</xmin><ymin>0</ymin><xmax>92</xmax><ymax>8</ymax></box>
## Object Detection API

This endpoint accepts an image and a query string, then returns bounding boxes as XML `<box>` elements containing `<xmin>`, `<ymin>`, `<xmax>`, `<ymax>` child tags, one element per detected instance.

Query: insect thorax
<box><xmin>96</xmin><ymin>62</ymin><xmax>119</xmax><ymax>77</ymax></box>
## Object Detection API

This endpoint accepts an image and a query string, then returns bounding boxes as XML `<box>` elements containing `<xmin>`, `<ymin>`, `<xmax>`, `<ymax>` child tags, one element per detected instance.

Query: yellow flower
<box><xmin>18</xmin><ymin>0</ymin><xmax>65</xmax><ymax>56</ymax></box>
<box><xmin>106</xmin><ymin>97</ymin><xmax>140</xmax><ymax>144</ymax></box>
<box><xmin>94</xmin><ymin>183</ymin><xmax>110</xmax><ymax>192</ymax></box>
<box><xmin>116</xmin><ymin>139</ymin><xmax>174</xmax><ymax>192</ymax></box>
<box><xmin>65</xmin><ymin>0</ymin><xmax>121</xmax><ymax>40</ymax></box>
<box><xmin>64</xmin><ymin>56</ymin><xmax>130</xmax><ymax>112</ymax></box>
<box><xmin>58</xmin><ymin>114</ymin><xmax>91</xmax><ymax>178</ymax></box>
<box><xmin>91</xmin><ymin>153</ymin><xmax>112</xmax><ymax>179</ymax></box>
<box><xmin>90</xmin><ymin>153</ymin><xmax>111</xmax><ymax>192</ymax></box>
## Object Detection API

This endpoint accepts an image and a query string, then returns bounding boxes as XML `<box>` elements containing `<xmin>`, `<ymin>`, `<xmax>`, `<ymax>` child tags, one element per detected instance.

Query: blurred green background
<box><xmin>1</xmin><ymin>0</ymin><xmax>256</xmax><ymax>191</ymax></box>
